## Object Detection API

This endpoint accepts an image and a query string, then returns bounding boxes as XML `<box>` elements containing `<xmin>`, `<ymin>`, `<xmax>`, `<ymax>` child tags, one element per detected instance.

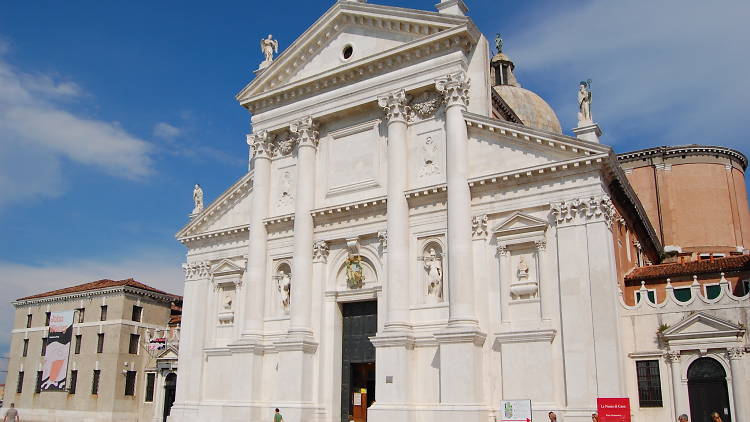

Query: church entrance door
<box><xmin>341</xmin><ymin>301</ymin><xmax>377</xmax><ymax>422</ymax></box>
<box><xmin>688</xmin><ymin>357</ymin><xmax>731</xmax><ymax>422</ymax></box>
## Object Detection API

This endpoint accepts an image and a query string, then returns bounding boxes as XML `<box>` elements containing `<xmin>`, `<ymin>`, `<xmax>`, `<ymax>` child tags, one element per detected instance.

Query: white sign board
<box><xmin>500</xmin><ymin>400</ymin><xmax>532</xmax><ymax>422</ymax></box>
<box><xmin>353</xmin><ymin>392</ymin><xmax>362</xmax><ymax>406</ymax></box>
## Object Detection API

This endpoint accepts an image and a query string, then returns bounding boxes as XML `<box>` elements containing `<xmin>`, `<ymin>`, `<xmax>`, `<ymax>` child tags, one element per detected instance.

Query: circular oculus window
<box><xmin>342</xmin><ymin>44</ymin><xmax>354</xmax><ymax>60</ymax></box>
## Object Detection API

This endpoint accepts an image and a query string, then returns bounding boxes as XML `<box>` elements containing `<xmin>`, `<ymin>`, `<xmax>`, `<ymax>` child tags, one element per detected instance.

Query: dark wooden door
<box><xmin>341</xmin><ymin>301</ymin><xmax>377</xmax><ymax>422</ymax></box>
<box><xmin>688</xmin><ymin>358</ymin><xmax>731</xmax><ymax>422</ymax></box>
<box><xmin>163</xmin><ymin>373</ymin><xmax>177</xmax><ymax>422</ymax></box>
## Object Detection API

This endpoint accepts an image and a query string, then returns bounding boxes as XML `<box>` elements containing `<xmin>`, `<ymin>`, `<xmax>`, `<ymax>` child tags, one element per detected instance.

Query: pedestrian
<box><xmin>677</xmin><ymin>414</ymin><xmax>688</xmax><ymax>422</ymax></box>
<box><xmin>3</xmin><ymin>403</ymin><xmax>19</xmax><ymax>422</ymax></box>
<box><xmin>548</xmin><ymin>411</ymin><xmax>558</xmax><ymax>421</ymax></box>
<box><xmin>273</xmin><ymin>408</ymin><xmax>283</xmax><ymax>422</ymax></box>
<box><xmin>591</xmin><ymin>413</ymin><xmax>599</xmax><ymax>422</ymax></box>
<box><xmin>711</xmin><ymin>412</ymin><xmax>723</xmax><ymax>422</ymax></box>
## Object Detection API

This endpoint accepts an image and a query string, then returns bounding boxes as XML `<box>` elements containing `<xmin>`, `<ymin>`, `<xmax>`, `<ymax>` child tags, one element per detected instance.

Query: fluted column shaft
<box><xmin>437</xmin><ymin>72</ymin><xmax>478</xmax><ymax>327</ymax></box>
<box><xmin>378</xmin><ymin>90</ymin><xmax>412</xmax><ymax>331</ymax></box>
<box><xmin>728</xmin><ymin>348</ymin><xmax>748</xmax><ymax>421</ymax></box>
<box><xmin>243</xmin><ymin>131</ymin><xmax>273</xmax><ymax>338</ymax></box>
<box><xmin>289</xmin><ymin>117</ymin><xmax>318</xmax><ymax>337</ymax></box>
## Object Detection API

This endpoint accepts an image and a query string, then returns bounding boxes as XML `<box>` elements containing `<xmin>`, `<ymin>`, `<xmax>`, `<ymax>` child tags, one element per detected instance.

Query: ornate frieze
<box><xmin>290</xmin><ymin>116</ymin><xmax>319</xmax><ymax>148</ymax></box>
<box><xmin>246</xmin><ymin>130</ymin><xmax>275</xmax><ymax>159</ymax></box>
<box><xmin>274</xmin><ymin>131</ymin><xmax>296</xmax><ymax>156</ymax></box>
<box><xmin>472</xmin><ymin>214</ymin><xmax>489</xmax><ymax>239</ymax></box>
<box><xmin>550</xmin><ymin>195</ymin><xmax>615</xmax><ymax>227</ymax></box>
<box><xmin>535</xmin><ymin>240</ymin><xmax>547</xmax><ymax>251</ymax></box>
<box><xmin>409</xmin><ymin>91</ymin><xmax>443</xmax><ymax>122</ymax></box>
<box><xmin>313</xmin><ymin>240</ymin><xmax>330</xmax><ymax>263</ymax></box>
<box><xmin>727</xmin><ymin>346</ymin><xmax>746</xmax><ymax>360</ymax></box>
<box><xmin>663</xmin><ymin>350</ymin><xmax>681</xmax><ymax>363</ymax></box>
<box><xmin>496</xmin><ymin>244</ymin><xmax>510</xmax><ymax>257</ymax></box>
<box><xmin>378</xmin><ymin>89</ymin><xmax>411</xmax><ymax>123</ymax></box>
<box><xmin>182</xmin><ymin>261</ymin><xmax>211</xmax><ymax>280</ymax></box>
<box><xmin>435</xmin><ymin>71</ymin><xmax>470</xmax><ymax>108</ymax></box>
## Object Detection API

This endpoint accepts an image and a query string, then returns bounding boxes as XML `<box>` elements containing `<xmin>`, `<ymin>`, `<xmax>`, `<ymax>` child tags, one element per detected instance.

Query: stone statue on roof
<box><xmin>495</xmin><ymin>34</ymin><xmax>503</xmax><ymax>54</ymax></box>
<box><xmin>260</xmin><ymin>34</ymin><xmax>279</xmax><ymax>63</ymax></box>
<box><xmin>578</xmin><ymin>80</ymin><xmax>593</xmax><ymax>124</ymax></box>
<box><xmin>192</xmin><ymin>184</ymin><xmax>204</xmax><ymax>215</ymax></box>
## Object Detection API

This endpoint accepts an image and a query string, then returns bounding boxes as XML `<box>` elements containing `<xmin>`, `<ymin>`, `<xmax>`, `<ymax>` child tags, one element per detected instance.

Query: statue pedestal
<box><xmin>572</xmin><ymin>122</ymin><xmax>602</xmax><ymax>144</ymax></box>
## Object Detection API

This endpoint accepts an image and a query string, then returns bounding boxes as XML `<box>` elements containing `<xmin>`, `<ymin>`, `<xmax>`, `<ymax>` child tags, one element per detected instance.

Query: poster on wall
<box><xmin>597</xmin><ymin>398</ymin><xmax>631</xmax><ymax>422</ymax></box>
<box><xmin>500</xmin><ymin>400</ymin><xmax>532</xmax><ymax>422</ymax></box>
<box><xmin>41</xmin><ymin>310</ymin><xmax>74</xmax><ymax>391</ymax></box>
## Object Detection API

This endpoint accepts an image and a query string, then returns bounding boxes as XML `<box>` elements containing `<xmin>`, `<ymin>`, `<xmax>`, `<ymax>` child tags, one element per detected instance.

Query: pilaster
<box><xmin>727</xmin><ymin>347</ymin><xmax>748</xmax><ymax>421</ymax></box>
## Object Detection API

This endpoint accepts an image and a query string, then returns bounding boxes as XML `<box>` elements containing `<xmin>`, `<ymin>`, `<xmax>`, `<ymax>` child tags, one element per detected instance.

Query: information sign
<box><xmin>499</xmin><ymin>399</ymin><xmax>532</xmax><ymax>422</ymax></box>
<box><xmin>597</xmin><ymin>398</ymin><xmax>631</xmax><ymax>422</ymax></box>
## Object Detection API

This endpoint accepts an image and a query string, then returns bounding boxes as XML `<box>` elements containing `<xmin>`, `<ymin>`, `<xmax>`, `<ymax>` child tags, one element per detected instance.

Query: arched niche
<box><xmin>420</xmin><ymin>239</ymin><xmax>445</xmax><ymax>304</ymax></box>
<box><xmin>273</xmin><ymin>261</ymin><xmax>292</xmax><ymax>316</ymax></box>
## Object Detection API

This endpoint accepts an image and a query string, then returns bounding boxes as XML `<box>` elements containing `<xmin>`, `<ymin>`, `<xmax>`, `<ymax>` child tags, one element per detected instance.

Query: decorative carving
<box><xmin>727</xmin><ymin>347</ymin><xmax>746</xmax><ymax>360</ymax></box>
<box><xmin>192</xmin><ymin>184</ymin><xmax>204</xmax><ymax>215</ymax></box>
<box><xmin>377</xmin><ymin>231</ymin><xmax>388</xmax><ymax>253</ymax></box>
<box><xmin>435</xmin><ymin>72</ymin><xmax>470</xmax><ymax>108</ymax></box>
<box><xmin>378</xmin><ymin>89</ymin><xmax>411</xmax><ymax>123</ymax></box>
<box><xmin>496</xmin><ymin>244</ymin><xmax>510</xmax><ymax>257</ymax></box>
<box><xmin>577</xmin><ymin>79</ymin><xmax>593</xmax><ymax>125</ymax></box>
<box><xmin>663</xmin><ymin>350</ymin><xmax>681</xmax><ymax>364</ymax></box>
<box><xmin>517</xmin><ymin>256</ymin><xmax>530</xmax><ymax>280</ymax></box>
<box><xmin>275</xmin><ymin>269</ymin><xmax>291</xmax><ymax>315</ymax></box>
<box><xmin>247</xmin><ymin>130</ymin><xmax>275</xmax><ymax>159</ymax></box>
<box><xmin>472</xmin><ymin>214</ymin><xmax>489</xmax><ymax>238</ymax></box>
<box><xmin>409</xmin><ymin>91</ymin><xmax>443</xmax><ymax>122</ymax></box>
<box><xmin>222</xmin><ymin>292</ymin><xmax>233</xmax><ymax>311</ymax></box>
<box><xmin>260</xmin><ymin>34</ymin><xmax>279</xmax><ymax>65</ymax></box>
<box><xmin>290</xmin><ymin>116</ymin><xmax>319</xmax><ymax>148</ymax></box>
<box><xmin>182</xmin><ymin>261</ymin><xmax>211</xmax><ymax>280</ymax></box>
<box><xmin>550</xmin><ymin>195</ymin><xmax>615</xmax><ymax>226</ymax></box>
<box><xmin>275</xmin><ymin>131</ymin><xmax>296</xmax><ymax>156</ymax></box>
<box><xmin>423</xmin><ymin>248</ymin><xmax>444</xmax><ymax>300</ymax></box>
<box><xmin>345</xmin><ymin>256</ymin><xmax>365</xmax><ymax>289</ymax></box>
<box><xmin>535</xmin><ymin>240</ymin><xmax>547</xmax><ymax>251</ymax></box>
<box><xmin>313</xmin><ymin>240</ymin><xmax>329</xmax><ymax>263</ymax></box>
<box><xmin>278</xmin><ymin>171</ymin><xmax>294</xmax><ymax>208</ymax></box>
<box><xmin>419</xmin><ymin>136</ymin><xmax>440</xmax><ymax>177</ymax></box>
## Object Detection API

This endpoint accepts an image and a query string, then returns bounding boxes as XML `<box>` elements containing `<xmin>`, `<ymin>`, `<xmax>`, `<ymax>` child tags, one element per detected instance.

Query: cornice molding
<box><xmin>618</xmin><ymin>145</ymin><xmax>748</xmax><ymax>170</ymax></box>
<box><xmin>13</xmin><ymin>286</ymin><xmax>176</xmax><ymax>307</ymax></box>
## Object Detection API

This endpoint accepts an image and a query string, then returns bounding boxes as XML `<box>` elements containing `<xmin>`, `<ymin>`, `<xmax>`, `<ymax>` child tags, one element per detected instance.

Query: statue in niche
<box><xmin>276</xmin><ymin>270</ymin><xmax>291</xmax><ymax>314</ymax></box>
<box><xmin>278</xmin><ymin>171</ymin><xmax>293</xmax><ymax>207</ymax></box>
<box><xmin>192</xmin><ymin>184</ymin><xmax>204</xmax><ymax>214</ymax></box>
<box><xmin>577</xmin><ymin>79</ymin><xmax>593</xmax><ymax>124</ymax></box>
<box><xmin>517</xmin><ymin>256</ymin><xmax>530</xmax><ymax>279</ymax></box>
<box><xmin>423</xmin><ymin>248</ymin><xmax>443</xmax><ymax>300</ymax></box>
<box><xmin>260</xmin><ymin>34</ymin><xmax>279</xmax><ymax>63</ymax></box>
<box><xmin>223</xmin><ymin>292</ymin><xmax>233</xmax><ymax>311</ymax></box>
<box><xmin>419</xmin><ymin>136</ymin><xmax>440</xmax><ymax>177</ymax></box>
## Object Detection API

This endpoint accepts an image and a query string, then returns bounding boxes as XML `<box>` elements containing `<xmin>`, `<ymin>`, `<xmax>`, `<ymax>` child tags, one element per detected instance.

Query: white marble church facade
<box><xmin>167</xmin><ymin>1</ymin><xmax>723</xmax><ymax>422</ymax></box>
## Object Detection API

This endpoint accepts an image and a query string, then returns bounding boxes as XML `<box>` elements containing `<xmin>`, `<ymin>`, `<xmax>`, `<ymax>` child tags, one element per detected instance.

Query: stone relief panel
<box><xmin>217</xmin><ymin>285</ymin><xmax>236</xmax><ymax>325</ymax></box>
<box><xmin>410</xmin><ymin>127</ymin><xmax>445</xmax><ymax>187</ymax></box>
<box><xmin>408</xmin><ymin>91</ymin><xmax>443</xmax><ymax>123</ymax></box>
<box><xmin>273</xmin><ymin>165</ymin><xmax>296</xmax><ymax>214</ymax></box>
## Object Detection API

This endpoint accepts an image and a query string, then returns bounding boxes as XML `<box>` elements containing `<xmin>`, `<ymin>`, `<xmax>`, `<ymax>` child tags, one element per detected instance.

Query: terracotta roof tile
<box><xmin>625</xmin><ymin>255</ymin><xmax>750</xmax><ymax>281</ymax></box>
<box><xmin>17</xmin><ymin>278</ymin><xmax>178</xmax><ymax>301</ymax></box>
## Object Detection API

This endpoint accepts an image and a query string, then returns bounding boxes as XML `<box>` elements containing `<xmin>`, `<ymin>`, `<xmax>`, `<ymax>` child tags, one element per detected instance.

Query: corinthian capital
<box><xmin>377</xmin><ymin>89</ymin><xmax>411</xmax><ymax>123</ymax></box>
<box><xmin>727</xmin><ymin>346</ymin><xmax>746</xmax><ymax>360</ymax></box>
<box><xmin>247</xmin><ymin>130</ymin><xmax>275</xmax><ymax>159</ymax></box>
<box><xmin>435</xmin><ymin>71</ymin><xmax>470</xmax><ymax>108</ymax></box>
<box><xmin>290</xmin><ymin>116</ymin><xmax>319</xmax><ymax>148</ymax></box>
<box><xmin>663</xmin><ymin>350</ymin><xmax>681</xmax><ymax>364</ymax></box>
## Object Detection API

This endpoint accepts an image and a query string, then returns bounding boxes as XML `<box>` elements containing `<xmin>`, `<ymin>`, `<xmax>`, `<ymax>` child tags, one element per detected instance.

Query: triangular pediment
<box><xmin>237</xmin><ymin>2</ymin><xmax>468</xmax><ymax>103</ymax></box>
<box><xmin>211</xmin><ymin>259</ymin><xmax>244</xmax><ymax>276</ymax></box>
<box><xmin>663</xmin><ymin>312</ymin><xmax>745</xmax><ymax>341</ymax></box>
<box><xmin>156</xmin><ymin>345</ymin><xmax>179</xmax><ymax>360</ymax></box>
<box><xmin>493</xmin><ymin>212</ymin><xmax>548</xmax><ymax>237</ymax></box>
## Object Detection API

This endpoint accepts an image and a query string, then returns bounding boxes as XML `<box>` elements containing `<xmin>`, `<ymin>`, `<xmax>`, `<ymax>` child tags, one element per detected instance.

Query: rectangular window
<box><xmin>69</xmin><ymin>370</ymin><xmax>78</xmax><ymax>394</ymax></box>
<box><xmin>16</xmin><ymin>371</ymin><xmax>24</xmax><ymax>393</ymax></box>
<box><xmin>144</xmin><ymin>373</ymin><xmax>156</xmax><ymax>402</ymax></box>
<box><xmin>92</xmin><ymin>369</ymin><xmax>101</xmax><ymax>395</ymax></box>
<box><xmin>132</xmin><ymin>305</ymin><xmax>143</xmax><ymax>322</ymax></box>
<box><xmin>76</xmin><ymin>308</ymin><xmax>85</xmax><ymax>323</ymax></box>
<box><xmin>75</xmin><ymin>335</ymin><xmax>82</xmax><ymax>354</ymax></box>
<box><xmin>705</xmin><ymin>284</ymin><xmax>721</xmax><ymax>300</ymax></box>
<box><xmin>635</xmin><ymin>289</ymin><xmax>656</xmax><ymax>304</ymax></box>
<box><xmin>129</xmin><ymin>334</ymin><xmax>140</xmax><ymax>355</ymax></box>
<box><xmin>22</xmin><ymin>338</ymin><xmax>29</xmax><ymax>357</ymax></box>
<box><xmin>124</xmin><ymin>370</ymin><xmax>137</xmax><ymax>396</ymax></box>
<box><xmin>100</xmin><ymin>305</ymin><xmax>108</xmax><ymax>321</ymax></box>
<box><xmin>636</xmin><ymin>360</ymin><xmax>663</xmax><ymax>407</ymax></box>
<box><xmin>674</xmin><ymin>287</ymin><xmax>692</xmax><ymax>302</ymax></box>
<box><xmin>97</xmin><ymin>333</ymin><xmax>104</xmax><ymax>353</ymax></box>
<box><xmin>41</xmin><ymin>337</ymin><xmax>48</xmax><ymax>356</ymax></box>
<box><xmin>26</xmin><ymin>314</ymin><xmax>32</xmax><ymax>328</ymax></box>
<box><xmin>35</xmin><ymin>370</ymin><xmax>43</xmax><ymax>394</ymax></box>
<box><xmin>45</xmin><ymin>311</ymin><xmax>51</xmax><ymax>326</ymax></box>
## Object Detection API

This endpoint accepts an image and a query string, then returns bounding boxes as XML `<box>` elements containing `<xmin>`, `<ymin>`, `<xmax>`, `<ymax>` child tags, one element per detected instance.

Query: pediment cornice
<box><xmin>237</xmin><ymin>2</ymin><xmax>478</xmax><ymax>114</ymax></box>
<box><xmin>662</xmin><ymin>312</ymin><xmax>745</xmax><ymax>343</ymax></box>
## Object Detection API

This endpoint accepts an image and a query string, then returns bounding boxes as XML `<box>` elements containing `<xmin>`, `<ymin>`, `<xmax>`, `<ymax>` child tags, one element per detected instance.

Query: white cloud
<box><xmin>0</xmin><ymin>49</ymin><xmax>154</xmax><ymax>208</ymax></box>
<box><xmin>0</xmin><ymin>252</ymin><xmax>185</xmax><ymax>362</ymax></box>
<box><xmin>153</xmin><ymin>122</ymin><xmax>181</xmax><ymax>140</ymax></box>
<box><xmin>506</xmin><ymin>0</ymin><xmax>750</xmax><ymax>149</ymax></box>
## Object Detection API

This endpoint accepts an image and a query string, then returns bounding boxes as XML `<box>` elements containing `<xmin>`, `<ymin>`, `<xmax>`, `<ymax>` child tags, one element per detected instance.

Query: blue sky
<box><xmin>1</xmin><ymin>0</ymin><xmax>749</xmax><ymax>377</ymax></box>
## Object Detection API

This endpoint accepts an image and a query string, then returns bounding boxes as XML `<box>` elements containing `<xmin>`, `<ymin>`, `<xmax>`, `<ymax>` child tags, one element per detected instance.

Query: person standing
<box><xmin>711</xmin><ymin>412</ymin><xmax>723</xmax><ymax>422</ymax></box>
<box><xmin>273</xmin><ymin>408</ymin><xmax>283</xmax><ymax>422</ymax></box>
<box><xmin>548</xmin><ymin>411</ymin><xmax>558</xmax><ymax>421</ymax></box>
<box><xmin>677</xmin><ymin>414</ymin><xmax>689</xmax><ymax>422</ymax></box>
<box><xmin>3</xmin><ymin>403</ymin><xmax>19</xmax><ymax>422</ymax></box>
<box><xmin>591</xmin><ymin>413</ymin><xmax>599</xmax><ymax>422</ymax></box>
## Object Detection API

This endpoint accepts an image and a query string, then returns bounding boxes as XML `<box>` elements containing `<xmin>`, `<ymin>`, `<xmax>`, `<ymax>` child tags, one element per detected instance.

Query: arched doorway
<box><xmin>688</xmin><ymin>357</ymin><xmax>731</xmax><ymax>422</ymax></box>
<box><xmin>163</xmin><ymin>373</ymin><xmax>177</xmax><ymax>422</ymax></box>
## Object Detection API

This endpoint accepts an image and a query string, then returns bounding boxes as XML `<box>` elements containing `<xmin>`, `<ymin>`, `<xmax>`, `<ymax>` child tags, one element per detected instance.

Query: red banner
<box><xmin>597</xmin><ymin>398</ymin><xmax>631</xmax><ymax>422</ymax></box>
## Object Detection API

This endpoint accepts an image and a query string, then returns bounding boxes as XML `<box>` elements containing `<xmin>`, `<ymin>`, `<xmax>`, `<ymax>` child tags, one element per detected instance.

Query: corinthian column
<box><xmin>288</xmin><ymin>116</ymin><xmax>319</xmax><ymax>338</ymax></box>
<box><xmin>243</xmin><ymin>130</ymin><xmax>274</xmax><ymax>339</ymax></box>
<box><xmin>378</xmin><ymin>89</ymin><xmax>412</xmax><ymax>333</ymax></box>
<box><xmin>664</xmin><ymin>351</ymin><xmax>687</xmax><ymax>419</ymax></box>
